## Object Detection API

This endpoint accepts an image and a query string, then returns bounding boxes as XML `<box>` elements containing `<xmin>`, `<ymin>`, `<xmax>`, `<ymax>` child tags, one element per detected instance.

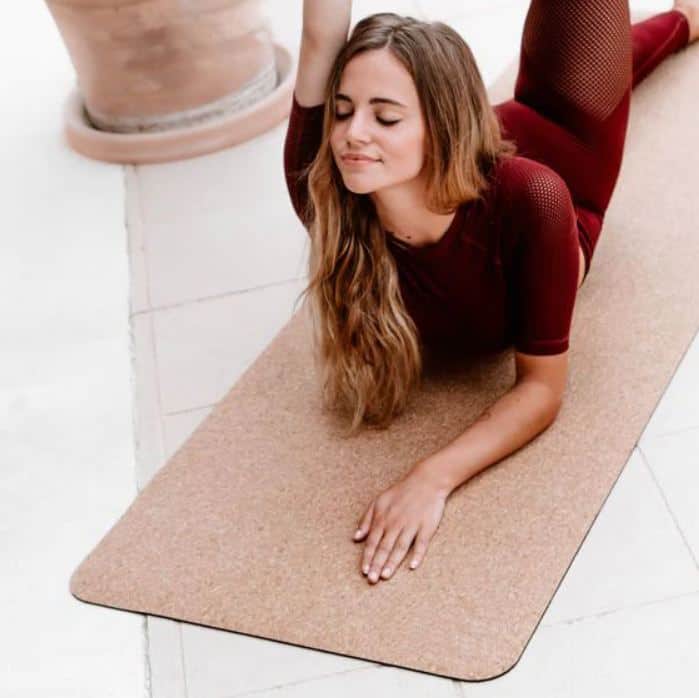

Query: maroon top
<box><xmin>283</xmin><ymin>92</ymin><xmax>587</xmax><ymax>357</ymax></box>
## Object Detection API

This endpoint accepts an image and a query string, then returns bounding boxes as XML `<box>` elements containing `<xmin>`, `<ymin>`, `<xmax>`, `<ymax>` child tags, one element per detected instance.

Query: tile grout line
<box><xmin>637</xmin><ymin>444</ymin><xmax>699</xmax><ymax>570</ymax></box>
<box><xmin>142</xmin><ymin>616</ymin><xmax>153</xmax><ymax>698</ymax></box>
<box><xmin>129</xmin><ymin>275</ymin><xmax>308</xmax><ymax>318</ymax></box>
<box><xmin>220</xmin><ymin>665</ymin><xmax>381</xmax><ymax>698</ymax></box>
<box><xmin>124</xmin><ymin>163</ymin><xmax>155</xmax><ymax>698</ymax></box>
<box><xmin>134</xmin><ymin>165</ymin><xmax>153</xmax><ymax>313</ymax></box>
<box><xmin>132</xmin><ymin>163</ymin><xmax>188</xmax><ymax>698</ymax></box>
<box><xmin>147</xmin><ymin>249</ymin><xmax>188</xmax><ymax>696</ymax></box>
<box><xmin>541</xmin><ymin>587</ymin><xmax>699</xmax><ymax>629</ymax></box>
<box><xmin>179</xmin><ymin>618</ymin><xmax>190</xmax><ymax>698</ymax></box>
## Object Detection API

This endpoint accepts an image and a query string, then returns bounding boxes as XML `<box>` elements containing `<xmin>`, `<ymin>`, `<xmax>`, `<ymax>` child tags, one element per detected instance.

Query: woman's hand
<box><xmin>352</xmin><ymin>467</ymin><xmax>450</xmax><ymax>583</ymax></box>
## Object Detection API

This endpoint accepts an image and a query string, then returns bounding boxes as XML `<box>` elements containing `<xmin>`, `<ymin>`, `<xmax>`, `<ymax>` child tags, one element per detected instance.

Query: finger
<box><xmin>367</xmin><ymin>525</ymin><xmax>401</xmax><ymax>584</ymax></box>
<box><xmin>380</xmin><ymin>526</ymin><xmax>418</xmax><ymax>580</ymax></box>
<box><xmin>353</xmin><ymin>500</ymin><xmax>375</xmax><ymax>542</ymax></box>
<box><xmin>361</xmin><ymin>521</ymin><xmax>385</xmax><ymax>577</ymax></box>
<box><xmin>409</xmin><ymin>529</ymin><xmax>431</xmax><ymax>570</ymax></box>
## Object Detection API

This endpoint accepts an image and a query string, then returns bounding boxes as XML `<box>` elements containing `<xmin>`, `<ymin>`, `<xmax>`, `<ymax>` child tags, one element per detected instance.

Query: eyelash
<box><xmin>334</xmin><ymin>113</ymin><xmax>400</xmax><ymax>126</ymax></box>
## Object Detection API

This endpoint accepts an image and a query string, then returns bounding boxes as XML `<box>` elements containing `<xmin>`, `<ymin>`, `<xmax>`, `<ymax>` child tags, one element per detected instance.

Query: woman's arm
<box><xmin>412</xmin><ymin>381</ymin><xmax>561</xmax><ymax>496</ymax></box>
<box><xmin>302</xmin><ymin>0</ymin><xmax>352</xmax><ymax>42</ymax></box>
<box><xmin>295</xmin><ymin>1</ymin><xmax>352</xmax><ymax>106</ymax></box>
<box><xmin>284</xmin><ymin>2</ymin><xmax>351</xmax><ymax>222</ymax></box>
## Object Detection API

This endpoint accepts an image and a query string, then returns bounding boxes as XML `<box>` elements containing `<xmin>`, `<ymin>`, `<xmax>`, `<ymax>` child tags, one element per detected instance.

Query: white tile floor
<box><xmin>3</xmin><ymin>1</ymin><xmax>698</xmax><ymax>696</ymax></box>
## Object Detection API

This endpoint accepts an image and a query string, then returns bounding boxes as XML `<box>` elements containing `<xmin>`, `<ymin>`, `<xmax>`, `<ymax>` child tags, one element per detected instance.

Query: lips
<box><xmin>342</xmin><ymin>154</ymin><xmax>379</xmax><ymax>162</ymax></box>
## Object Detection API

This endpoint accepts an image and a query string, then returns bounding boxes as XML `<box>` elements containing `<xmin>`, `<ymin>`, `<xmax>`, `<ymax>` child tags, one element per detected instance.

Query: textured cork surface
<box><xmin>69</xmin><ymin>44</ymin><xmax>699</xmax><ymax>681</ymax></box>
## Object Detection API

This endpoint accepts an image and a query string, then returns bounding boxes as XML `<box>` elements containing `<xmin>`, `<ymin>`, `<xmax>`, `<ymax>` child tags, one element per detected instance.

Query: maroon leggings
<box><xmin>493</xmin><ymin>4</ymin><xmax>691</xmax><ymax>281</ymax></box>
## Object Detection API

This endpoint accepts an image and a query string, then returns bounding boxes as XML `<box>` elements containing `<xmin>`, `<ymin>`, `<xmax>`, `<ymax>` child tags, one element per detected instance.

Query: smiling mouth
<box><xmin>342</xmin><ymin>157</ymin><xmax>380</xmax><ymax>167</ymax></box>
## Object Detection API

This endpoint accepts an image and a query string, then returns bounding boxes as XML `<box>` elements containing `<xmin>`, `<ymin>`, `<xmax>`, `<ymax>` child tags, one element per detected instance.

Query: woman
<box><xmin>285</xmin><ymin>1</ymin><xmax>696</xmax><ymax>435</ymax></box>
<box><xmin>284</xmin><ymin>1</ymin><xmax>697</xmax><ymax>583</ymax></box>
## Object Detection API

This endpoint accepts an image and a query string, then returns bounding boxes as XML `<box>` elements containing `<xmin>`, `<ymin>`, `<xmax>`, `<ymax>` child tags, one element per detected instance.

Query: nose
<box><xmin>343</xmin><ymin>111</ymin><xmax>371</xmax><ymax>144</ymax></box>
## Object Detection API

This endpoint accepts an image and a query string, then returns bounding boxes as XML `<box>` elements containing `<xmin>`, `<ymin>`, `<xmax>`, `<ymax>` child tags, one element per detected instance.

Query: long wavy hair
<box><xmin>292</xmin><ymin>12</ymin><xmax>517</xmax><ymax>437</ymax></box>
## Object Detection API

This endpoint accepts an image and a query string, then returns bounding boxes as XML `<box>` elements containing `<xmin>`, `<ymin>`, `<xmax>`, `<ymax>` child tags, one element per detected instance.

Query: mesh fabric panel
<box><xmin>517</xmin><ymin>0</ymin><xmax>633</xmax><ymax>126</ymax></box>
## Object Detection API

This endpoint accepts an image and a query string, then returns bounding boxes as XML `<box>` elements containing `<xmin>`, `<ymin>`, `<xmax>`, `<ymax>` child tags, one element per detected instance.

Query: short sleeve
<box><xmin>509</xmin><ymin>165</ymin><xmax>581</xmax><ymax>356</ymax></box>
<box><xmin>283</xmin><ymin>91</ymin><xmax>325</xmax><ymax>229</ymax></box>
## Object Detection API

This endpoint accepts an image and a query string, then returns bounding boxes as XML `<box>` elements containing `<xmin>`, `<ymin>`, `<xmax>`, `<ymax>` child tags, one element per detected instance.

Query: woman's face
<box><xmin>329</xmin><ymin>48</ymin><xmax>426</xmax><ymax>194</ymax></box>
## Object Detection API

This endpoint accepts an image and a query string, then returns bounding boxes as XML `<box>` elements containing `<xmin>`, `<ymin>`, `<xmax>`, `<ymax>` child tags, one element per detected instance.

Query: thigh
<box><xmin>513</xmin><ymin>0</ymin><xmax>633</xmax><ymax>142</ymax></box>
<box><xmin>494</xmin><ymin>0</ymin><xmax>635</xmax><ymax>216</ymax></box>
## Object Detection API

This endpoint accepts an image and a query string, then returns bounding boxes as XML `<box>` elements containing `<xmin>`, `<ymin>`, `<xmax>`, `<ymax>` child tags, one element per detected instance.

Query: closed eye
<box><xmin>334</xmin><ymin>113</ymin><xmax>401</xmax><ymax>126</ymax></box>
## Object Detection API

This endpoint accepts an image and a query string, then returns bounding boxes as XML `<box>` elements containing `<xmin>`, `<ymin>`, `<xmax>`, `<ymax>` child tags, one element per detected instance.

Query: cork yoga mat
<box><xmin>70</xmin><ymin>43</ymin><xmax>699</xmax><ymax>681</ymax></box>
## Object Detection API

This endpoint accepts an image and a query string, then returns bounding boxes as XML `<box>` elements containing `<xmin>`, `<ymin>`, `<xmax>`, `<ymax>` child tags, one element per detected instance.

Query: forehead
<box><xmin>338</xmin><ymin>49</ymin><xmax>417</xmax><ymax>105</ymax></box>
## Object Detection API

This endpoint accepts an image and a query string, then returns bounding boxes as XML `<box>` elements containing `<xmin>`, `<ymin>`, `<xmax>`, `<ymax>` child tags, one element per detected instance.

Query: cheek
<box><xmin>329</xmin><ymin>127</ymin><xmax>347</xmax><ymax>158</ymax></box>
<box><xmin>387</xmin><ymin>131</ymin><xmax>424</xmax><ymax>172</ymax></box>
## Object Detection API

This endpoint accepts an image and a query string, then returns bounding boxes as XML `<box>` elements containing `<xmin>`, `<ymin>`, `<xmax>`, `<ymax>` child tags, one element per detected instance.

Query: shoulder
<box><xmin>494</xmin><ymin>156</ymin><xmax>576</xmax><ymax>241</ymax></box>
<box><xmin>490</xmin><ymin>156</ymin><xmax>579</xmax><ymax>278</ymax></box>
<box><xmin>494</xmin><ymin>155</ymin><xmax>571</xmax><ymax>211</ymax></box>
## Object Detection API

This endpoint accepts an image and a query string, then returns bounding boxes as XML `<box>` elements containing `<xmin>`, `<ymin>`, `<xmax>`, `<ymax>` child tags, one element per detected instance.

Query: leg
<box><xmin>494</xmin><ymin>3</ymin><xmax>691</xmax><ymax>283</ymax></box>
<box><xmin>513</xmin><ymin>0</ymin><xmax>633</xmax><ymax>143</ymax></box>
<box><xmin>672</xmin><ymin>1</ymin><xmax>699</xmax><ymax>42</ymax></box>
<box><xmin>630</xmin><ymin>9</ymin><xmax>692</xmax><ymax>89</ymax></box>
<box><xmin>512</xmin><ymin>4</ymin><xmax>690</xmax><ymax>139</ymax></box>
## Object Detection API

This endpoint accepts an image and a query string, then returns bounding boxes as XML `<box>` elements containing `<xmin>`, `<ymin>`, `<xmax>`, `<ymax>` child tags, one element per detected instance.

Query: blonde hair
<box><xmin>292</xmin><ymin>12</ymin><xmax>517</xmax><ymax>437</ymax></box>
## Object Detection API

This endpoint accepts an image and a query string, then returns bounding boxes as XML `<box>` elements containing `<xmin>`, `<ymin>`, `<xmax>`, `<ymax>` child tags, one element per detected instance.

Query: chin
<box><xmin>343</xmin><ymin>178</ymin><xmax>377</xmax><ymax>194</ymax></box>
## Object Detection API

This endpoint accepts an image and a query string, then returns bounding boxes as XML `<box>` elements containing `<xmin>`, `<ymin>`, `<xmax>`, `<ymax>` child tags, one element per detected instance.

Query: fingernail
<box><xmin>363</xmin><ymin>564</ymin><xmax>369</xmax><ymax>574</ymax></box>
<box><xmin>354</xmin><ymin>529</ymin><xmax>362</xmax><ymax>539</ymax></box>
<box><xmin>381</xmin><ymin>568</ymin><xmax>391</xmax><ymax>578</ymax></box>
<box><xmin>369</xmin><ymin>571</ymin><xmax>378</xmax><ymax>582</ymax></box>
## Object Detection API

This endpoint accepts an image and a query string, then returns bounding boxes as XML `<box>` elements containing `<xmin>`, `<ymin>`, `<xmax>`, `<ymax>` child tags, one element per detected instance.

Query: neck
<box><xmin>370</xmin><ymin>183</ymin><xmax>457</xmax><ymax>246</ymax></box>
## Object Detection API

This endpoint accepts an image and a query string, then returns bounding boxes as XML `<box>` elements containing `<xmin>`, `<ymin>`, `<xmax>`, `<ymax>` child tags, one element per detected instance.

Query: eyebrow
<box><xmin>335</xmin><ymin>93</ymin><xmax>407</xmax><ymax>107</ymax></box>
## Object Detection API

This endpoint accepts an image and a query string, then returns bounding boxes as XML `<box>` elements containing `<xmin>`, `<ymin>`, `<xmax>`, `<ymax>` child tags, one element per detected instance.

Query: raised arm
<box><xmin>303</xmin><ymin>0</ymin><xmax>352</xmax><ymax>38</ymax></box>
<box><xmin>283</xmin><ymin>1</ymin><xmax>351</xmax><ymax>226</ymax></box>
<box><xmin>295</xmin><ymin>0</ymin><xmax>352</xmax><ymax>106</ymax></box>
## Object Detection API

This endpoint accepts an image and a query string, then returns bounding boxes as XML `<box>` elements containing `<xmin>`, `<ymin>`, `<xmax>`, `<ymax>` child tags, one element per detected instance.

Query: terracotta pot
<box><xmin>45</xmin><ymin>0</ymin><xmax>294</xmax><ymax>163</ymax></box>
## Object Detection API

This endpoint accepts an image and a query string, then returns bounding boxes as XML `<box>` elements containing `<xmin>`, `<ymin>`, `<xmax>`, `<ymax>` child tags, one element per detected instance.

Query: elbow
<box><xmin>544</xmin><ymin>395</ymin><xmax>563</xmax><ymax>426</ymax></box>
<box><xmin>530</xmin><ymin>389</ymin><xmax>562</xmax><ymax>431</ymax></box>
<box><xmin>517</xmin><ymin>378</ymin><xmax>564</xmax><ymax>425</ymax></box>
